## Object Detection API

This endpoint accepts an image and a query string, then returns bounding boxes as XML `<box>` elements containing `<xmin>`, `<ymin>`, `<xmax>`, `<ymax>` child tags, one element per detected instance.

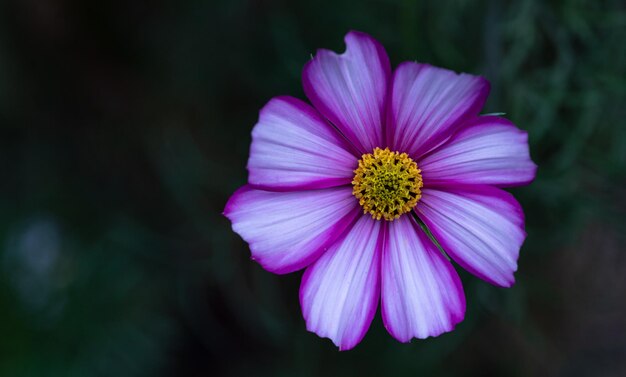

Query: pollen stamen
<box><xmin>352</xmin><ymin>147</ymin><xmax>423</xmax><ymax>221</ymax></box>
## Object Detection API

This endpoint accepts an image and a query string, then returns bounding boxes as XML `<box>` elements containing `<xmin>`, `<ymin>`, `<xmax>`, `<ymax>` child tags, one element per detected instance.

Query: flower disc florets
<box><xmin>352</xmin><ymin>147</ymin><xmax>423</xmax><ymax>221</ymax></box>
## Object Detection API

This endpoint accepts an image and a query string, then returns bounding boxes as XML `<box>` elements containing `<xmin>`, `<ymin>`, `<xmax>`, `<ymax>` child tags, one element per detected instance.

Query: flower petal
<box><xmin>224</xmin><ymin>185</ymin><xmax>360</xmax><ymax>274</ymax></box>
<box><xmin>381</xmin><ymin>216</ymin><xmax>465</xmax><ymax>342</ymax></box>
<box><xmin>416</xmin><ymin>186</ymin><xmax>526</xmax><ymax>287</ymax></box>
<box><xmin>300</xmin><ymin>215</ymin><xmax>383</xmax><ymax>350</ymax></box>
<box><xmin>387</xmin><ymin>62</ymin><xmax>489</xmax><ymax>158</ymax></box>
<box><xmin>303</xmin><ymin>31</ymin><xmax>391</xmax><ymax>153</ymax></box>
<box><xmin>420</xmin><ymin>116</ymin><xmax>537</xmax><ymax>187</ymax></box>
<box><xmin>248</xmin><ymin>96</ymin><xmax>358</xmax><ymax>190</ymax></box>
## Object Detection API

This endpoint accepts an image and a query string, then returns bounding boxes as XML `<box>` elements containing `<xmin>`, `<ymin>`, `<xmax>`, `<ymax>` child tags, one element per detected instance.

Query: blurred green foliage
<box><xmin>0</xmin><ymin>0</ymin><xmax>625</xmax><ymax>376</ymax></box>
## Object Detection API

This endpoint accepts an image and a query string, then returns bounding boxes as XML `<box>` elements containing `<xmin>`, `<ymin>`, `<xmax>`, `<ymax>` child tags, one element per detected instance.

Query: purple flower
<box><xmin>224</xmin><ymin>31</ymin><xmax>536</xmax><ymax>350</ymax></box>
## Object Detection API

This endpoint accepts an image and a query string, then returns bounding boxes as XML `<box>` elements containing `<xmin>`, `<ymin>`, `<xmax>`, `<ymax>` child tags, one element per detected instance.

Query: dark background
<box><xmin>1</xmin><ymin>0</ymin><xmax>625</xmax><ymax>376</ymax></box>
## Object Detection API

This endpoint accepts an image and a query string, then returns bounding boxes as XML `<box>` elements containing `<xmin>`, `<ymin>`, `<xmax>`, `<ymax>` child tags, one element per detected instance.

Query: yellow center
<box><xmin>352</xmin><ymin>147</ymin><xmax>423</xmax><ymax>221</ymax></box>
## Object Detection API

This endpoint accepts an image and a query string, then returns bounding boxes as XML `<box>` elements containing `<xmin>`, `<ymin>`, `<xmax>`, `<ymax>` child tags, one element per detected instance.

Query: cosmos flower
<box><xmin>224</xmin><ymin>31</ymin><xmax>536</xmax><ymax>350</ymax></box>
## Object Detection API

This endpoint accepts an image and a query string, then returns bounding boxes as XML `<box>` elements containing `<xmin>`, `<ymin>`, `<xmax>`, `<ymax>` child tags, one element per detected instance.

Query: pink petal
<box><xmin>299</xmin><ymin>215</ymin><xmax>383</xmax><ymax>350</ymax></box>
<box><xmin>416</xmin><ymin>186</ymin><xmax>526</xmax><ymax>287</ymax></box>
<box><xmin>420</xmin><ymin>116</ymin><xmax>537</xmax><ymax>187</ymax></box>
<box><xmin>381</xmin><ymin>216</ymin><xmax>465</xmax><ymax>342</ymax></box>
<box><xmin>248</xmin><ymin>96</ymin><xmax>359</xmax><ymax>190</ymax></box>
<box><xmin>303</xmin><ymin>31</ymin><xmax>391</xmax><ymax>153</ymax></box>
<box><xmin>387</xmin><ymin>62</ymin><xmax>489</xmax><ymax>158</ymax></box>
<box><xmin>224</xmin><ymin>185</ymin><xmax>360</xmax><ymax>274</ymax></box>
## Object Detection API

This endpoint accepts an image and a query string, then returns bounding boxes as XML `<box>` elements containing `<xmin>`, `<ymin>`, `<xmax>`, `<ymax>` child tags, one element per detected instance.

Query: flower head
<box><xmin>224</xmin><ymin>31</ymin><xmax>536</xmax><ymax>350</ymax></box>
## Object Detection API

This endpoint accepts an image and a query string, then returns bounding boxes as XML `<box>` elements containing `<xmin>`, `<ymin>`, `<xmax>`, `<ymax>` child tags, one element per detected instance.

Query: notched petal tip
<box><xmin>344</xmin><ymin>30</ymin><xmax>387</xmax><ymax>50</ymax></box>
<box><xmin>302</xmin><ymin>322</ymin><xmax>360</xmax><ymax>351</ymax></box>
<box><xmin>302</xmin><ymin>30</ymin><xmax>390</xmax><ymax>153</ymax></box>
<box><xmin>306</xmin><ymin>30</ymin><xmax>387</xmax><ymax>60</ymax></box>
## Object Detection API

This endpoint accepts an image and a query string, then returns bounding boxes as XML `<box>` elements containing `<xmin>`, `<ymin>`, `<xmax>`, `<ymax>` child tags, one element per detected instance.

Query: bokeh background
<box><xmin>1</xmin><ymin>0</ymin><xmax>625</xmax><ymax>376</ymax></box>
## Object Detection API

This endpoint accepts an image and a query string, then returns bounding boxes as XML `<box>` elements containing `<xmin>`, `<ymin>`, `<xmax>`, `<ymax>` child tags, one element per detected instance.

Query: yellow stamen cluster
<box><xmin>352</xmin><ymin>147</ymin><xmax>423</xmax><ymax>221</ymax></box>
